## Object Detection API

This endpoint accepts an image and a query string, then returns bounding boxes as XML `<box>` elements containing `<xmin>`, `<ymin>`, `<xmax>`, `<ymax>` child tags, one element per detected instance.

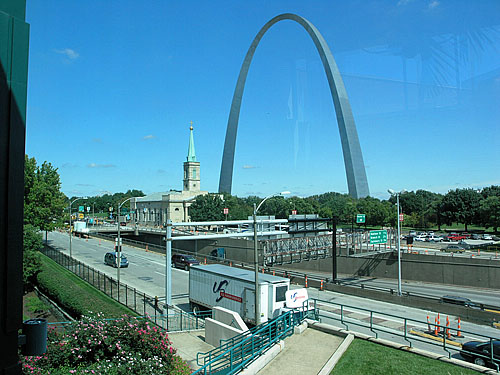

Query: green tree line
<box><xmin>189</xmin><ymin>186</ymin><xmax>500</xmax><ymax>232</ymax></box>
<box><xmin>68</xmin><ymin>189</ymin><xmax>145</xmax><ymax>218</ymax></box>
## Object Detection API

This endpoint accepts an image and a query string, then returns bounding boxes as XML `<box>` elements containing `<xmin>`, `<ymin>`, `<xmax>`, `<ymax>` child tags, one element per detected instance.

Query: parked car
<box><xmin>414</xmin><ymin>235</ymin><xmax>427</xmax><ymax>242</ymax></box>
<box><xmin>482</xmin><ymin>234</ymin><xmax>493</xmax><ymax>240</ymax></box>
<box><xmin>409</xmin><ymin>231</ymin><xmax>417</xmax><ymax>237</ymax></box>
<box><xmin>442</xmin><ymin>244</ymin><xmax>466</xmax><ymax>253</ymax></box>
<box><xmin>172</xmin><ymin>254</ymin><xmax>200</xmax><ymax>271</ymax></box>
<box><xmin>460</xmin><ymin>340</ymin><xmax>500</xmax><ymax>368</ymax></box>
<box><xmin>446</xmin><ymin>233</ymin><xmax>467</xmax><ymax>241</ymax></box>
<box><xmin>471</xmin><ymin>233</ymin><xmax>481</xmax><ymax>240</ymax></box>
<box><xmin>104</xmin><ymin>252</ymin><xmax>129</xmax><ymax>268</ymax></box>
<box><xmin>426</xmin><ymin>235</ymin><xmax>443</xmax><ymax>242</ymax></box>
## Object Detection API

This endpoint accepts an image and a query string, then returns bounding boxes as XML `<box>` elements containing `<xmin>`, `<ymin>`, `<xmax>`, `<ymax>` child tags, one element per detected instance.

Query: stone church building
<box><xmin>130</xmin><ymin>125</ymin><xmax>208</xmax><ymax>224</ymax></box>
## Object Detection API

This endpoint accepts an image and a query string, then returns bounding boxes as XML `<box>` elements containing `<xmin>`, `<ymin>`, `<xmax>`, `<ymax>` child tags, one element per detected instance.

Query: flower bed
<box><xmin>22</xmin><ymin>313</ymin><xmax>191</xmax><ymax>374</ymax></box>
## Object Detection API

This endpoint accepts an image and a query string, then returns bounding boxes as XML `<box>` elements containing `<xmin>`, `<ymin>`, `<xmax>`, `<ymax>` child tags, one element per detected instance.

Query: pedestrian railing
<box><xmin>194</xmin><ymin>304</ymin><xmax>314</xmax><ymax>375</ymax></box>
<box><xmin>194</xmin><ymin>311</ymin><xmax>297</xmax><ymax>375</ymax></box>
<box><xmin>313</xmin><ymin>298</ymin><xmax>500</xmax><ymax>372</ymax></box>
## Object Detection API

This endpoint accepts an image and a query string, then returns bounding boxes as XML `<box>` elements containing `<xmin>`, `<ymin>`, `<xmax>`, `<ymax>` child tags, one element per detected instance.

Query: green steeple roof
<box><xmin>187</xmin><ymin>123</ymin><xmax>197</xmax><ymax>162</ymax></box>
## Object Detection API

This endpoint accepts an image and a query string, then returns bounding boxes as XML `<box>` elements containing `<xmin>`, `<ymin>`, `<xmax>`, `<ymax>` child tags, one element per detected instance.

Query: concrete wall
<box><xmin>205</xmin><ymin>307</ymin><xmax>247</xmax><ymax>347</ymax></box>
<box><xmin>115</xmin><ymin>231</ymin><xmax>500</xmax><ymax>289</ymax></box>
<box><xmin>283</xmin><ymin>252</ymin><xmax>500</xmax><ymax>289</ymax></box>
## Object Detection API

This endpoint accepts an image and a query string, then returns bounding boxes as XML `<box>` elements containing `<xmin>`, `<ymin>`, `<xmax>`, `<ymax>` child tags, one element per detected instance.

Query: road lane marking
<box><xmin>155</xmin><ymin>271</ymin><xmax>166</xmax><ymax>276</ymax></box>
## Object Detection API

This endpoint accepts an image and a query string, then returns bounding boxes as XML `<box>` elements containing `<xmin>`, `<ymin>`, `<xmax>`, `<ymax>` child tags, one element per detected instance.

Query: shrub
<box><xmin>21</xmin><ymin>313</ymin><xmax>191</xmax><ymax>374</ymax></box>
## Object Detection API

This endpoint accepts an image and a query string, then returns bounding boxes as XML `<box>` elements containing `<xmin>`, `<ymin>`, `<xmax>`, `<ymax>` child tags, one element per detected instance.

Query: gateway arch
<box><xmin>218</xmin><ymin>13</ymin><xmax>370</xmax><ymax>198</ymax></box>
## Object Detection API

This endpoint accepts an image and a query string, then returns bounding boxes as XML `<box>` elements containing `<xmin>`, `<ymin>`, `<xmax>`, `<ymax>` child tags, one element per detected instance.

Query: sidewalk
<box><xmin>169</xmin><ymin>326</ymin><xmax>344</xmax><ymax>374</ymax></box>
<box><xmin>168</xmin><ymin>330</ymin><xmax>215</xmax><ymax>371</ymax></box>
<box><xmin>257</xmin><ymin>328</ymin><xmax>343</xmax><ymax>375</ymax></box>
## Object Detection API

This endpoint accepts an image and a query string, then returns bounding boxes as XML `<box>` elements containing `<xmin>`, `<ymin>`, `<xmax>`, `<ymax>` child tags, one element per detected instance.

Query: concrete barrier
<box><xmin>205</xmin><ymin>318</ymin><xmax>245</xmax><ymax>347</ymax></box>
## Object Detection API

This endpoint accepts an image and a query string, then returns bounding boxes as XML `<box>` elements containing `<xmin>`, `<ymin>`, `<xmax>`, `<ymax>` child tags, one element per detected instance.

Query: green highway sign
<box><xmin>356</xmin><ymin>214</ymin><xmax>366</xmax><ymax>224</ymax></box>
<box><xmin>370</xmin><ymin>230</ymin><xmax>388</xmax><ymax>244</ymax></box>
<box><xmin>78</xmin><ymin>205</ymin><xmax>84</xmax><ymax>212</ymax></box>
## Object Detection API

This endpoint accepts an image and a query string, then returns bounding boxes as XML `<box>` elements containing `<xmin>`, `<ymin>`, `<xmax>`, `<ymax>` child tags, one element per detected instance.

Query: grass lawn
<box><xmin>37</xmin><ymin>253</ymin><xmax>137</xmax><ymax>319</ymax></box>
<box><xmin>331</xmin><ymin>339</ymin><xmax>479</xmax><ymax>375</ymax></box>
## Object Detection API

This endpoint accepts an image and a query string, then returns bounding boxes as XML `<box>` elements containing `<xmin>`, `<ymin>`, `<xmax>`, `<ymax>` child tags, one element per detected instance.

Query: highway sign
<box><xmin>78</xmin><ymin>205</ymin><xmax>84</xmax><ymax>212</ymax></box>
<box><xmin>370</xmin><ymin>230</ymin><xmax>387</xmax><ymax>244</ymax></box>
<box><xmin>87</xmin><ymin>206</ymin><xmax>90</xmax><ymax>212</ymax></box>
<box><xmin>356</xmin><ymin>214</ymin><xmax>366</xmax><ymax>224</ymax></box>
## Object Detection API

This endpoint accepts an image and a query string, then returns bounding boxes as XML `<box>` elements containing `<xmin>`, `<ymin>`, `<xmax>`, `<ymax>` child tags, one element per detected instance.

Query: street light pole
<box><xmin>117</xmin><ymin>197</ymin><xmax>133</xmax><ymax>285</ymax></box>
<box><xmin>253</xmin><ymin>191</ymin><xmax>290</xmax><ymax>325</ymax></box>
<box><xmin>388</xmin><ymin>189</ymin><xmax>405</xmax><ymax>296</ymax></box>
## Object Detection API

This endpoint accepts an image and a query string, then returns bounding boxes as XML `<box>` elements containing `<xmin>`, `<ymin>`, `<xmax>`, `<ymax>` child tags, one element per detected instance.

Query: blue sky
<box><xmin>25</xmin><ymin>1</ymin><xmax>500</xmax><ymax>200</ymax></box>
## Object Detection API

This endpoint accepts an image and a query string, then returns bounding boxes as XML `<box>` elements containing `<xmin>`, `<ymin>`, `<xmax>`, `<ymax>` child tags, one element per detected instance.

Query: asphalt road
<box><xmin>46</xmin><ymin>231</ymin><xmax>500</xmax><ymax>356</ymax></box>
<box><xmin>281</xmin><ymin>267</ymin><xmax>500</xmax><ymax>307</ymax></box>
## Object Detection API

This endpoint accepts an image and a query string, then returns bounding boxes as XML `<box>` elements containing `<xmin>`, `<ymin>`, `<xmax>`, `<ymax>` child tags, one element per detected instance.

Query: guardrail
<box><xmin>312</xmin><ymin>297</ymin><xmax>500</xmax><ymax>372</ymax></box>
<box><xmin>260</xmin><ymin>266</ymin><xmax>500</xmax><ymax>314</ymax></box>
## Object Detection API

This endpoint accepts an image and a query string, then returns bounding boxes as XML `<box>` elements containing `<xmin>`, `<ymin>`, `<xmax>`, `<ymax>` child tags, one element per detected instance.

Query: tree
<box><xmin>24</xmin><ymin>155</ymin><xmax>66</xmax><ymax>231</ymax></box>
<box><xmin>479</xmin><ymin>196</ymin><xmax>500</xmax><ymax>232</ymax></box>
<box><xmin>440</xmin><ymin>188</ymin><xmax>481</xmax><ymax>231</ymax></box>
<box><xmin>189</xmin><ymin>194</ymin><xmax>225</xmax><ymax>221</ymax></box>
<box><xmin>23</xmin><ymin>225</ymin><xmax>42</xmax><ymax>287</ymax></box>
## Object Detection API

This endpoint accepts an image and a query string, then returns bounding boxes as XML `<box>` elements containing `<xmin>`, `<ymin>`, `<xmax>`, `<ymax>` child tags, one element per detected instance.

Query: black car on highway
<box><xmin>460</xmin><ymin>340</ymin><xmax>500</xmax><ymax>368</ymax></box>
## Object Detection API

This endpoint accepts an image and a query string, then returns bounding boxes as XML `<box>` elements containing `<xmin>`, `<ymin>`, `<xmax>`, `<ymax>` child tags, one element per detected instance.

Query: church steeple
<box><xmin>187</xmin><ymin>121</ymin><xmax>197</xmax><ymax>162</ymax></box>
<box><xmin>183</xmin><ymin>122</ymin><xmax>201</xmax><ymax>192</ymax></box>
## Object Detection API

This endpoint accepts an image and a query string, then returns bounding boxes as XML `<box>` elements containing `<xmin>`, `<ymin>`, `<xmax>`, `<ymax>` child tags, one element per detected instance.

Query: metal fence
<box><xmin>194</xmin><ymin>310</ymin><xmax>297</xmax><ymax>375</ymax></box>
<box><xmin>312</xmin><ymin>297</ymin><xmax>500</xmax><ymax>372</ymax></box>
<box><xmin>41</xmin><ymin>246</ymin><xmax>207</xmax><ymax>332</ymax></box>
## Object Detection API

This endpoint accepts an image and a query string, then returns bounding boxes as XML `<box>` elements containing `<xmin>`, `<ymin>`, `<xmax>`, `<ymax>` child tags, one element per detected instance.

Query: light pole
<box><xmin>253</xmin><ymin>191</ymin><xmax>290</xmax><ymax>325</ymax></box>
<box><xmin>388</xmin><ymin>188</ymin><xmax>406</xmax><ymax>296</ymax></box>
<box><xmin>117</xmin><ymin>197</ymin><xmax>133</xmax><ymax>285</ymax></box>
<box><xmin>69</xmin><ymin>197</ymin><xmax>87</xmax><ymax>257</ymax></box>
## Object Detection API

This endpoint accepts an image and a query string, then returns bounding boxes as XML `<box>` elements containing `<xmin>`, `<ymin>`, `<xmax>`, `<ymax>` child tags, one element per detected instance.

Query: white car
<box><xmin>482</xmin><ymin>234</ymin><xmax>493</xmax><ymax>240</ymax></box>
<box><xmin>415</xmin><ymin>235</ymin><xmax>427</xmax><ymax>241</ymax></box>
<box><xmin>426</xmin><ymin>235</ymin><xmax>443</xmax><ymax>242</ymax></box>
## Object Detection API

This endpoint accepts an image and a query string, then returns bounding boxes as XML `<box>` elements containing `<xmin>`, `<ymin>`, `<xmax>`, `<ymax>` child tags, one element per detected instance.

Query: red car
<box><xmin>446</xmin><ymin>233</ymin><xmax>467</xmax><ymax>241</ymax></box>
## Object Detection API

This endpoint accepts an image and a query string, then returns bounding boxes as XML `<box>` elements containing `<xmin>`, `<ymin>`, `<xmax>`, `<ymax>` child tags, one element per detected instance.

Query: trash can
<box><xmin>22</xmin><ymin>318</ymin><xmax>47</xmax><ymax>356</ymax></box>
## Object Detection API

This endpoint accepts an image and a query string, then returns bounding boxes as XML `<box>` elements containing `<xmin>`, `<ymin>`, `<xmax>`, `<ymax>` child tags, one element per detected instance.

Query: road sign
<box><xmin>78</xmin><ymin>205</ymin><xmax>84</xmax><ymax>212</ymax></box>
<box><xmin>223</xmin><ymin>208</ymin><xmax>229</xmax><ymax>215</ymax></box>
<box><xmin>78</xmin><ymin>213</ymin><xmax>84</xmax><ymax>219</ymax></box>
<box><xmin>292</xmin><ymin>210</ymin><xmax>297</xmax><ymax>215</ymax></box>
<box><xmin>86</xmin><ymin>206</ymin><xmax>90</xmax><ymax>212</ymax></box>
<box><xmin>369</xmin><ymin>230</ymin><xmax>388</xmax><ymax>244</ymax></box>
<box><xmin>399</xmin><ymin>213</ymin><xmax>404</xmax><ymax>222</ymax></box>
<box><xmin>356</xmin><ymin>214</ymin><xmax>366</xmax><ymax>224</ymax></box>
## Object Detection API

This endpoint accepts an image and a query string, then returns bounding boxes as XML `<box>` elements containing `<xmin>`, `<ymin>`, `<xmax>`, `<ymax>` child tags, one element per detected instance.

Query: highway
<box><xmin>279</xmin><ymin>267</ymin><xmax>500</xmax><ymax>307</ymax></box>
<box><xmin>45</xmin><ymin>231</ymin><xmax>500</xmax><ymax>361</ymax></box>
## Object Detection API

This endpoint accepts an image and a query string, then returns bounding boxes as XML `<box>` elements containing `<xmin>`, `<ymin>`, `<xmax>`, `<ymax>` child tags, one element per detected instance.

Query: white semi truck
<box><xmin>189</xmin><ymin>264</ymin><xmax>294</xmax><ymax>325</ymax></box>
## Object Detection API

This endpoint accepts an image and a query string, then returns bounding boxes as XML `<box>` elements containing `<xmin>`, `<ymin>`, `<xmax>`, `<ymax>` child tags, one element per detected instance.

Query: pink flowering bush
<box><xmin>21</xmin><ymin>313</ymin><xmax>191</xmax><ymax>374</ymax></box>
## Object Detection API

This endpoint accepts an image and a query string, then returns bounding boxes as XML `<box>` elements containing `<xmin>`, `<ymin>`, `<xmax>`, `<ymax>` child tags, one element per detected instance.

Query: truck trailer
<box><xmin>189</xmin><ymin>264</ymin><xmax>290</xmax><ymax>325</ymax></box>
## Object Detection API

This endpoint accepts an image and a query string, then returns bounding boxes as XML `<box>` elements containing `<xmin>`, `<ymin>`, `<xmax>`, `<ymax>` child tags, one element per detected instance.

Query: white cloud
<box><xmin>55</xmin><ymin>48</ymin><xmax>79</xmax><ymax>60</ymax></box>
<box><xmin>428</xmin><ymin>1</ymin><xmax>439</xmax><ymax>9</ymax></box>
<box><xmin>143</xmin><ymin>135</ymin><xmax>155</xmax><ymax>140</ymax></box>
<box><xmin>87</xmin><ymin>163</ymin><xmax>116</xmax><ymax>168</ymax></box>
<box><xmin>397</xmin><ymin>0</ymin><xmax>412</xmax><ymax>6</ymax></box>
